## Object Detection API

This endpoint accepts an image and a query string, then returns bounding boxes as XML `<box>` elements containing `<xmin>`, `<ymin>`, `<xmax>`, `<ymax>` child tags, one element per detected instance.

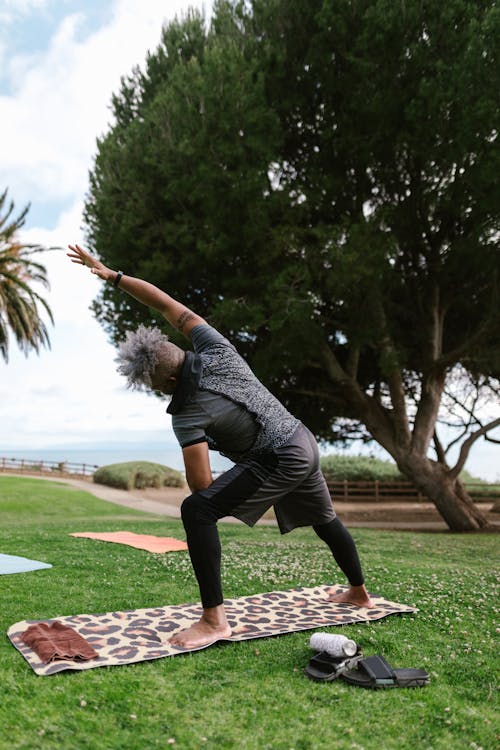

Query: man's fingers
<box><xmin>67</xmin><ymin>243</ymin><xmax>102</xmax><ymax>273</ymax></box>
<box><xmin>67</xmin><ymin>243</ymin><xmax>87</xmax><ymax>258</ymax></box>
<box><xmin>67</xmin><ymin>244</ymin><xmax>89</xmax><ymax>267</ymax></box>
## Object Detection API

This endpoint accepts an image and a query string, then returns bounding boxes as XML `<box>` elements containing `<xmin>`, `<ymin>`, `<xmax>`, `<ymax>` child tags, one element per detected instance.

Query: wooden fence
<box><xmin>1</xmin><ymin>458</ymin><xmax>498</xmax><ymax>503</ymax></box>
<box><xmin>0</xmin><ymin>456</ymin><xmax>98</xmax><ymax>479</ymax></box>
<box><xmin>326</xmin><ymin>480</ymin><xmax>499</xmax><ymax>504</ymax></box>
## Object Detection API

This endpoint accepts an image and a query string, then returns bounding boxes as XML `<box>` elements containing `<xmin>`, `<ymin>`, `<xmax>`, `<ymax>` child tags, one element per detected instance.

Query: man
<box><xmin>68</xmin><ymin>243</ymin><xmax>372</xmax><ymax>649</ymax></box>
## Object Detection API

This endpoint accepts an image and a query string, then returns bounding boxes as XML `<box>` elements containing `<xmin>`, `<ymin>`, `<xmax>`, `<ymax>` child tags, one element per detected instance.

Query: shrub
<box><xmin>319</xmin><ymin>455</ymin><xmax>495</xmax><ymax>495</ymax></box>
<box><xmin>93</xmin><ymin>461</ymin><xmax>184</xmax><ymax>491</ymax></box>
<box><xmin>320</xmin><ymin>454</ymin><xmax>405</xmax><ymax>482</ymax></box>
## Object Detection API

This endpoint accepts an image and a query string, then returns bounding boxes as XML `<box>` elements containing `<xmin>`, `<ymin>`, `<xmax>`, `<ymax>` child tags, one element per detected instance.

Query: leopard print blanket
<box><xmin>7</xmin><ymin>585</ymin><xmax>415</xmax><ymax>676</ymax></box>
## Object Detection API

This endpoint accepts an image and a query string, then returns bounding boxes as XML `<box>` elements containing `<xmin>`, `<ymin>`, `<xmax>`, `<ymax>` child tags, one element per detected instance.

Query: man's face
<box><xmin>149</xmin><ymin>346</ymin><xmax>182</xmax><ymax>395</ymax></box>
<box><xmin>150</xmin><ymin>369</ymin><xmax>177</xmax><ymax>395</ymax></box>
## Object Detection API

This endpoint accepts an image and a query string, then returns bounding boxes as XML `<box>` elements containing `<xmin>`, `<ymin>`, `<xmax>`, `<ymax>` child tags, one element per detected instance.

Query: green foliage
<box><xmin>82</xmin><ymin>2</ymin><xmax>499</xmax><ymax>529</ymax></box>
<box><xmin>320</xmin><ymin>454</ymin><xmax>404</xmax><ymax>482</ymax></box>
<box><xmin>0</xmin><ymin>476</ymin><xmax>498</xmax><ymax>750</ymax></box>
<box><xmin>85</xmin><ymin>5</ymin><xmax>282</xmax><ymax>352</ymax></box>
<box><xmin>0</xmin><ymin>189</ymin><xmax>53</xmax><ymax>362</ymax></box>
<box><xmin>84</xmin><ymin>0</ymin><xmax>499</xmax><ymax>440</ymax></box>
<box><xmin>319</xmin><ymin>456</ymin><xmax>496</xmax><ymax>495</ymax></box>
<box><xmin>93</xmin><ymin>460</ymin><xmax>184</xmax><ymax>490</ymax></box>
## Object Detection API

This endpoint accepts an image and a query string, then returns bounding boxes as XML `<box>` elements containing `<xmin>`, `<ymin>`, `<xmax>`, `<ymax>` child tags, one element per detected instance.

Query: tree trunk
<box><xmin>396</xmin><ymin>453</ymin><xmax>491</xmax><ymax>531</ymax></box>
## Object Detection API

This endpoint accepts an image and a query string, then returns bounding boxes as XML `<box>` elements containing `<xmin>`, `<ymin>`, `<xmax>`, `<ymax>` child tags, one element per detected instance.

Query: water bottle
<box><xmin>309</xmin><ymin>632</ymin><xmax>358</xmax><ymax>657</ymax></box>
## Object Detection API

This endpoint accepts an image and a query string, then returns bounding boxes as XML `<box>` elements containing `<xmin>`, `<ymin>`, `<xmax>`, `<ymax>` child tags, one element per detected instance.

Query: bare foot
<box><xmin>327</xmin><ymin>584</ymin><xmax>373</xmax><ymax>609</ymax></box>
<box><xmin>168</xmin><ymin>605</ymin><xmax>232</xmax><ymax>649</ymax></box>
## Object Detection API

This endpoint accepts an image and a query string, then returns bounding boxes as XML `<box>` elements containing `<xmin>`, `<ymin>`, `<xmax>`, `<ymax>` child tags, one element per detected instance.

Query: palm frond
<box><xmin>0</xmin><ymin>189</ymin><xmax>53</xmax><ymax>361</ymax></box>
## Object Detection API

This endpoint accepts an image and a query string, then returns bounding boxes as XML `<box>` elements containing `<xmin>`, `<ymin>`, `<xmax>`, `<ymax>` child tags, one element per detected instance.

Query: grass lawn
<box><xmin>0</xmin><ymin>476</ymin><xmax>498</xmax><ymax>750</ymax></box>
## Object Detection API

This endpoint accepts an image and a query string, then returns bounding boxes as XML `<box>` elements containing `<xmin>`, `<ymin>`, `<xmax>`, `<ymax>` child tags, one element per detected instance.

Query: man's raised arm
<box><xmin>67</xmin><ymin>244</ymin><xmax>206</xmax><ymax>337</ymax></box>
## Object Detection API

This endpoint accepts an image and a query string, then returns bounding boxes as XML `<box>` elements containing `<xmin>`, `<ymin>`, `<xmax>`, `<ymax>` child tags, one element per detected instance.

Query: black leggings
<box><xmin>181</xmin><ymin>492</ymin><xmax>364</xmax><ymax>608</ymax></box>
<box><xmin>313</xmin><ymin>517</ymin><xmax>364</xmax><ymax>587</ymax></box>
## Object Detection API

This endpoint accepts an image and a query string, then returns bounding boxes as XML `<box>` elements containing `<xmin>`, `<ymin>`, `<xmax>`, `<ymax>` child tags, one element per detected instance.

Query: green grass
<box><xmin>0</xmin><ymin>476</ymin><xmax>498</xmax><ymax>750</ymax></box>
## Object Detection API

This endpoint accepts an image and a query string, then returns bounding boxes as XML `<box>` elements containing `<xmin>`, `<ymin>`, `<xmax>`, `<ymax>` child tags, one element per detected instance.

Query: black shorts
<box><xmin>195</xmin><ymin>423</ymin><xmax>336</xmax><ymax>534</ymax></box>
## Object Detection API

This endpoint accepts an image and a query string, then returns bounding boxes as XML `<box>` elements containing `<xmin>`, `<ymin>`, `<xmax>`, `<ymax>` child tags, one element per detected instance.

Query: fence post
<box><xmin>375</xmin><ymin>480</ymin><xmax>379</xmax><ymax>502</ymax></box>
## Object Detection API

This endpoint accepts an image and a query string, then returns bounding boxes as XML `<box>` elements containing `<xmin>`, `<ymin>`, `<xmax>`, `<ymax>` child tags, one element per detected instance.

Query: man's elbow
<box><xmin>187</xmin><ymin>476</ymin><xmax>213</xmax><ymax>494</ymax></box>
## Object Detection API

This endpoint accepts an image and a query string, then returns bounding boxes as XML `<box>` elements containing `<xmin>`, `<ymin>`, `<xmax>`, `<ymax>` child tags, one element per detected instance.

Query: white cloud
<box><xmin>0</xmin><ymin>0</ymin><xmax>211</xmax><ymax>206</ymax></box>
<box><xmin>0</xmin><ymin>0</ymin><xmax>215</xmax><ymax>455</ymax></box>
<box><xmin>0</xmin><ymin>199</ymin><xmax>174</xmax><ymax>448</ymax></box>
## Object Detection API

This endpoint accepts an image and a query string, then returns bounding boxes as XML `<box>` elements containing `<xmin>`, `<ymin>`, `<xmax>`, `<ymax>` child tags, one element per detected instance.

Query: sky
<box><xmin>0</xmin><ymin>0</ymin><xmax>498</xmax><ymax>479</ymax></box>
<box><xmin>0</xmin><ymin>0</ymin><xmax>214</xmax><ymax>455</ymax></box>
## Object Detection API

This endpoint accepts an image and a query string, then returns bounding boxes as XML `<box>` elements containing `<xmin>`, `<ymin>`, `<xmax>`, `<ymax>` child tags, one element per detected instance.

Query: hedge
<box><xmin>93</xmin><ymin>461</ymin><xmax>184</xmax><ymax>491</ymax></box>
<box><xmin>319</xmin><ymin>454</ymin><xmax>404</xmax><ymax>482</ymax></box>
<box><xmin>319</xmin><ymin>454</ymin><xmax>486</xmax><ymax>485</ymax></box>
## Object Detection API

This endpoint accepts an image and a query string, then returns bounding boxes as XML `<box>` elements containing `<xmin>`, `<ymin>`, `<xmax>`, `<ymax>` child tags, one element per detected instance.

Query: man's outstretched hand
<box><xmin>68</xmin><ymin>243</ymin><xmax>205</xmax><ymax>335</ymax></box>
<box><xmin>67</xmin><ymin>244</ymin><xmax>113</xmax><ymax>281</ymax></box>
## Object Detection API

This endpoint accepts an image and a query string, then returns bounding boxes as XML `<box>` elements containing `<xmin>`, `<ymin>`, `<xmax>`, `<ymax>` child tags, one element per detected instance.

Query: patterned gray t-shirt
<box><xmin>172</xmin><ymin>325</ymin><xmax>299</xmax><ymax>461</ymax></box>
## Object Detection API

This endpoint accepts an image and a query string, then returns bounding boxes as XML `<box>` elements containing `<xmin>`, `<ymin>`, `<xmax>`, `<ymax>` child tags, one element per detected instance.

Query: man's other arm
<box><xmin>182</xmin><ymin>442</ymin><xmax>214</xmax><ymax>493</ymax></box>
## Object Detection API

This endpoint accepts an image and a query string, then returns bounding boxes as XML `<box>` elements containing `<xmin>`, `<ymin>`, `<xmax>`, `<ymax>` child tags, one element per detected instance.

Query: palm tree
<box><xmin>0</xmin><ymin>189</ymin><xmax>53</xmax><ymax>362</ymax></box>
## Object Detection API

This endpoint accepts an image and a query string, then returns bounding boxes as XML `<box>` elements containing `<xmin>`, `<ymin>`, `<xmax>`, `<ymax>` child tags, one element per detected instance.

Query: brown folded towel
<box><xmin>21</xmin><ymin>621</ymin><xmax>98</xmax><ymax>663</ymax></box>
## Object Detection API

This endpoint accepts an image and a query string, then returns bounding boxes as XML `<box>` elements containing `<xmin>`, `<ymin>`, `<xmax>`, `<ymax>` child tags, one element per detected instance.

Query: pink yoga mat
<box><xmin>69</xmin><ymin>531</ymin><xmax>188</xmax><ymax>553</ymax></box>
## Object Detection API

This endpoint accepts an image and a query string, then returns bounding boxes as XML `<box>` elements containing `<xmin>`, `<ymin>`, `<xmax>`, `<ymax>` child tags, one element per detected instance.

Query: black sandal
<box><xmin>341</xmin><ymin>654</ymin><xmax>430</xmax><ymax>689</ymax></box>
<box><xmin>304</xmin><ymin>651</ymin><xmax>363</xmax><ymax>682</ymax></box>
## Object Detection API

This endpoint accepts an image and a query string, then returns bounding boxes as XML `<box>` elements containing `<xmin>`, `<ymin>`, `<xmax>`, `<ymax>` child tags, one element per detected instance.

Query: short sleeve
<box><xmin>172</xmin><ymin>403</ymin><xmax>210</xmax><ymax>449</ymax></box>
<box><xmin>190</xmin><ymin>324</ymin><xmax>236</xmax><ymax>354</ymax></box>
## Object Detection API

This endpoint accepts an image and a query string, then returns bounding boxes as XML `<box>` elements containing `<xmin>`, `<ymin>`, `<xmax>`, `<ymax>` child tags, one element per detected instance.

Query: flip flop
<box><xmin>304</xmin><ymin>651</ymin><xmax>363</xmax><ymax>682</ymax></box>
<box><xmin>341</xmin><ymin>654</ymin><xmax>430</xmax><ymax>689</ymax></box>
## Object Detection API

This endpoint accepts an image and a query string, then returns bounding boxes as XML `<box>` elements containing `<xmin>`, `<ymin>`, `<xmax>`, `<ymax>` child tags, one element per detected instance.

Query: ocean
<box><xmin>0</xmin><ymin>446</ymin><xmax>233</xmax><ymax>474</ymax></box>
<box><xmin>1</xmin><ymin>437</ymin><xmax>498</xmax><ymax>481</ymax></box>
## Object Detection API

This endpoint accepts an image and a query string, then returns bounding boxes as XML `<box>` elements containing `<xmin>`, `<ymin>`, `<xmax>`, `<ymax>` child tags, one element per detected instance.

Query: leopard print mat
<box><xmin>7</xmin><ymin>585</ymin><xmax>415</xmax><ymax>676</ymax></box>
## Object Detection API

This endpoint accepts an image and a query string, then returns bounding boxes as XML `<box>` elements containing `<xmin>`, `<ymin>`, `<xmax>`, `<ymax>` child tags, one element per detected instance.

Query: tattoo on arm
<box><xmin>176</xmin><ymin>310</ymin><xmax>195</xmax><ymax>331</ymax></box>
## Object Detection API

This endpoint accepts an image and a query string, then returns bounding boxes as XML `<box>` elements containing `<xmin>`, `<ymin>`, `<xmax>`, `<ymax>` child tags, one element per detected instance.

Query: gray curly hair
<box><xmin>116</xmin><ymin>325</ymin><xmax>181</xmax><ymax>389</ymax></box>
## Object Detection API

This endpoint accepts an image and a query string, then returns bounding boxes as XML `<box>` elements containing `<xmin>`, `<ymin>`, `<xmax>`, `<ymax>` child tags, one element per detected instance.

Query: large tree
<box><xmin>84</xmin><ymin>0</ymin><xmax>500</xmax><ymax>530</ymax></box>
<box><xmin>0</xmin><ymin>190</ymin><xmax>53</xmax><ymax>362</ymax></box>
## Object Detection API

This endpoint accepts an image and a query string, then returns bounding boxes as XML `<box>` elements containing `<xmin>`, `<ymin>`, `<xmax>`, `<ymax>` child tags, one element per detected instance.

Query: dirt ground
<box><xmin>132</xmin><ymin>485</ymin><xmax>499</xmax><ymax>531</ymax></box>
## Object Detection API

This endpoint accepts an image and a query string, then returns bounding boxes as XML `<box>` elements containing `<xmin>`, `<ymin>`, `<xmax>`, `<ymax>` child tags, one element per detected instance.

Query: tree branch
<box><xmin>485</xmin><ymin>434</ymin><xmax>500</xmax><ymax>445</ymax></box>
<box><xmin>346</xmin><ymin>344</ymin><xmax>360</xmax><ymax>378</ymax></box>
<box><xmin>320</xmin><ymin>340</ymin><xmax>397</xmax><ymax>455</ymax></box>
<box><xmin>411</xmin><ymin>281</ymin><xmax>449</xmax><ymax>456</ymax></box>
<box><xmin>441</xmin><ymin>383</ymin><xmax>482</xmax><ymax>427</ymax></box>
<box><xmin>449</xmin><ymin>417</ymin><xmax>500</xmax><ymax>479</ymax></box>
<box><xmin>320</xmin><ymin>341</ymin><xmax>350</xmax><ymax>383</ymax></box>
<box><xmin>433</xmin><ymin>429</ymin><xmax>447</xmax><ymax>465</ymax></box>
<box><xmin>430</xmin><ymin>284</ymin><xmax>445</xmax><ymax>361</ymax></box>
<box><xmin>412</xmin><ymin>370</ymin><xmax>447</xmax><ymax>456</ymax></box>
<box><xmin>443</xmin><ymin>426</ymin><xmax>471</xmax><ymax>454</ymax></box>
<box><xmin>374</xmin><ymin>299</ymin><xmax>411</xmax><ymax>446</ymax></box>
<box><xmin>436</xmin><ymin>298</ymin><xmax>499</xmax><ymax>370</ymax></box>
